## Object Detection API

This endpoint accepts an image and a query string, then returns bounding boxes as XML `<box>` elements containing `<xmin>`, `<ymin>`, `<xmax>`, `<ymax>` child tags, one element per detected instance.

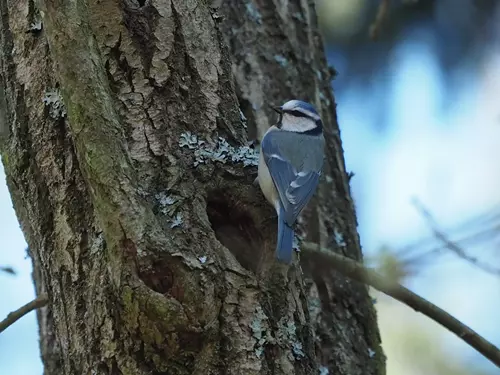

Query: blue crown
<box><xmin>282</xmin><ymin>99</ymin><xmax>319</xmax><ymax>116</ymax></box>
<box><xmin>294</xmin><ymin>100</ymin><xmax>318</xmax><ymax>115</ymax></box>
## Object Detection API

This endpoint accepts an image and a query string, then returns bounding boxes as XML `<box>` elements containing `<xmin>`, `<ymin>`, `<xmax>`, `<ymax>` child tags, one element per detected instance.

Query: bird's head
<box><xmin>271</xmin><ymin>100</ymin><xmax>322</xmax><ymax>135</ymax></box>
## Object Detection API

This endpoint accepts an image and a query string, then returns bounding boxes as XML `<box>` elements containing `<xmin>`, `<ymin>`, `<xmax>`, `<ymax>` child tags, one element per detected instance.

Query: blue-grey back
<box><xmin>262</xmin><ymin>129</ymin><xmax>324</xmax><ymax>173</ymax></box>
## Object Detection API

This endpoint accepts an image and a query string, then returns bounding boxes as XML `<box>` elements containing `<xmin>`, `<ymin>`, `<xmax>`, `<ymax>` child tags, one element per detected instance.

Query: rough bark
<box><xmin>0</xmin><ymin>0</ymin><xmax>384</xmax><ymax>374</ymax></box>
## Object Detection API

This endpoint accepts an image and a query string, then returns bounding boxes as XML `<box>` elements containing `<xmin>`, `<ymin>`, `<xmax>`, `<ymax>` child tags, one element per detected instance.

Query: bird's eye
<box><xmin>289</xmin><ymin>110</ymin><xmax>309</xmax><ymax>119</ymax></box>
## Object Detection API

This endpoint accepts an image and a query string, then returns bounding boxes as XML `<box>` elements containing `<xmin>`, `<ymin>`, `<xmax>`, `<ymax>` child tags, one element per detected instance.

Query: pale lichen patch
<box><xmin>42</xmin><ymin>89</ymin><xmax>67</xmax><ymax>118</ymax></box>
<box><xmin>179</xmin><ymin>132</ymin><xmax>258</xmax><ymax>167</ymax></box>
<box><xmin>276</xmin><ymin>318</ymin><xmax>305</xmax><ymax>360</ymax></box>
<box><xmin>250</xmin><ymin>306</ymin><xmax>269</xmax><ymax>358</ymax></box>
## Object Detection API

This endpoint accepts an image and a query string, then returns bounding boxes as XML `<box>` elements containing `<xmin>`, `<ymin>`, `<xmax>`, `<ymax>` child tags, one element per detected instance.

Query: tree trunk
<box><xmin>0</xmin><ymin>0</ymin><xmax>385</xmax><ymax>374</ymax></box>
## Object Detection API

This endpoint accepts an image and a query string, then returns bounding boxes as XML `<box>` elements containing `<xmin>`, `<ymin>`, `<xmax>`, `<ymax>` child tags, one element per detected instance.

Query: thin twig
<box><xmin>0</xmin><ymin>294</ymin><xmax>48</xmax><ymax>334</ymax></box>
<box><xmin>370</xmin><ymin>0</ymin><xmax>391</xmax><ymax>40</ymax></box>
<box><xmin>413</xmin><ymin>198</ymin><xmax>500</xmax><ymax>277</ymax></box>
<box><xmin>300</xmin><ymin>242</ymin><xmax>500</xmax><ymax>369</ymax></box>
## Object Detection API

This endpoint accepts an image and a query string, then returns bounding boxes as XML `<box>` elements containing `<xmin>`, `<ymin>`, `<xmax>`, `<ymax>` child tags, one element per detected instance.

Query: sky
<box><xmin>1</xmin><ymin>24</ymin><xmax>500</xmax><ymax>375</ymax></box>
<box><xmin>337</xmin><ymin>29</ymin><xmax>500</xmax><ymax>374</ymax></box>
<box><xmin>0</xmin><ymin>168</ymin><xmax>41</xmax><ymax>373</ymax></box>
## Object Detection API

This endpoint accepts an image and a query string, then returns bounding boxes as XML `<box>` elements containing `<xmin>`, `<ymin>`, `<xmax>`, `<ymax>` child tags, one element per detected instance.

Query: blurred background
<box><xmin>2</xmin><ymin>0</ymin><xmax>500</xmax><ymax>373</ymax></box>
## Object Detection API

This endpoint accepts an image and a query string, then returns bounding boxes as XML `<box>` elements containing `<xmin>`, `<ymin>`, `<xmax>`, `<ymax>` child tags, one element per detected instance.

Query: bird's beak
<box><xmin>271</xmin><ymin>105</ymin><xmax>283</xmax><ymax>114</ymax></box>
<box><xmin>269</xmin><ymin>105</ymin><xmax>284</xmax><ymax>128</ymax></box>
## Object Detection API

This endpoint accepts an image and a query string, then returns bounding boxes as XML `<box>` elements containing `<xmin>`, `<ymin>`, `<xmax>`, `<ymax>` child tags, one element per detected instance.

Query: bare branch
<box><xmin>413</xmin><ymin>198</ymin><xmax>500</xmax><ymax>277</ymax></box>
<box><xmin>0</xmin><ymin>294</ymin><xmax>48</xmax><ymax>334</ymax></box>
<box><xmin>370</xmin><ymin>0</ymin><xmax>391</xmax><ymax>40</ymax></box>
<box><xmin>300</xmin><ymin>242</ymin><xmax>500</xmax><ymax>369</ymax></box>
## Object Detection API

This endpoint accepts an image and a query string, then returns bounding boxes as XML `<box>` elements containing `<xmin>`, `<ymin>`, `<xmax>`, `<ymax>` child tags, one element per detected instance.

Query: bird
<box><xmin>257</xmin><ymin>99</ymin><xmax>325</xmax><ymax>264</ymax></box>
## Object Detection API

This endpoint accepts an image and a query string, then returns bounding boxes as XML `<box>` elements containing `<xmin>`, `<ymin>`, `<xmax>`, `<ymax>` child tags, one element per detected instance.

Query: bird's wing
<box><xmin>261</xmin><ymin>131</ymin><xmax>321</xmax><ymax>226</ymax></box>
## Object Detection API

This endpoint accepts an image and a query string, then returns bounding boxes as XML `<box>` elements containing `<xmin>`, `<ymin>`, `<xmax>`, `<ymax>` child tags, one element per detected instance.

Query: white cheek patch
<box><xmin>290</xmin><ymin>180</ymin><xmax>300</xmax><ymax>188</ymax></box>
<box><xmin>297</xmin><ymin>171</ymin><xmax>308</xmax><ymax>177</ymax></box>
<box><xmin>281</xmin><ymin>114</ymin><xmax>317</xmax><ymax>132</ymax></box>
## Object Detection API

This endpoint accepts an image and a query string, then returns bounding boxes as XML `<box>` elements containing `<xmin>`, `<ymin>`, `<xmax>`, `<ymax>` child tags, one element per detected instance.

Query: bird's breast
<box><xmin>258</xmin><ymin>151</ymin><xmax>279</xmax><ymax>212</ymax></box>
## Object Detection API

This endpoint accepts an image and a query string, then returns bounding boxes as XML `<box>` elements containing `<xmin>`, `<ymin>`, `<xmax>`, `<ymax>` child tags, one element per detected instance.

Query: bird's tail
<box><xmin>276</xmin><ymin>206</ymin><xmax>294</xmax><ymax>264</ymax></box>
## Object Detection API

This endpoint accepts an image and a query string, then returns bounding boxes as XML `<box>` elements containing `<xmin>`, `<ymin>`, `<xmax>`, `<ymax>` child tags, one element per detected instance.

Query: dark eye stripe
<box><xmin>287</xmin><ymin>110</ymin><xmax>311</xmax><ymax>119</ymax></box>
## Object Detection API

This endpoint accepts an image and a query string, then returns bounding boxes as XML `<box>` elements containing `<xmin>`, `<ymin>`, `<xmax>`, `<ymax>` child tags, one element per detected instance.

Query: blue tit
<box><xmin>258</xmin><ymin>99</ymin><xmax>325</xmax><ymax>264</ymax></box>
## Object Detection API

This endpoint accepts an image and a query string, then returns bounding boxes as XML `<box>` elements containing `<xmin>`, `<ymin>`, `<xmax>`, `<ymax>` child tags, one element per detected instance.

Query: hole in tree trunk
<box><xmin>207</xmin><ymin>189</ymin><xmax>271</xmax><ymax>272</ymax></box>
